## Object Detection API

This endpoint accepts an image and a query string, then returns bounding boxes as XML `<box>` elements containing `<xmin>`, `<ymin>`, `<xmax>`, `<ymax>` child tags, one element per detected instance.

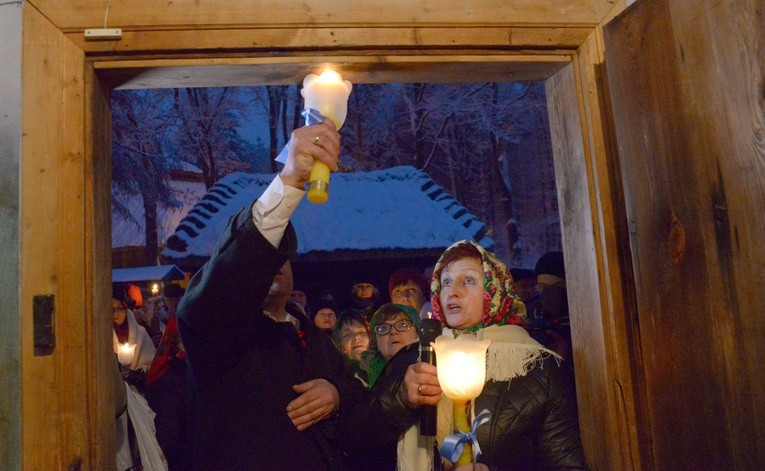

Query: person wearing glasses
<box><xmin>340</xmin><ymin>303</ymin><xmax>425</xmax><ymax>470</ymax></box>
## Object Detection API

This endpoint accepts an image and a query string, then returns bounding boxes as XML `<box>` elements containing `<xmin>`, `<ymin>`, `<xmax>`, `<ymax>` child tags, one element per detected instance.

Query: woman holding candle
<box><xmin>404</xmin><ymin>241</ymin><xmax>587</xmax><ymax>470</ymax></box>
<box><xmin>112</xmin><ymin>283</ymin><xmax>157</xmax><ymax>391</ymax></box>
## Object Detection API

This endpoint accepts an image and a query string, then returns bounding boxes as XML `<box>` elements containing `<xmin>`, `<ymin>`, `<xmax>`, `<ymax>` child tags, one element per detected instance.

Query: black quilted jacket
<box><xmin>472</xmin><ymin>356</ymin><xmax>587</xmax><ymax>470</ymax></box>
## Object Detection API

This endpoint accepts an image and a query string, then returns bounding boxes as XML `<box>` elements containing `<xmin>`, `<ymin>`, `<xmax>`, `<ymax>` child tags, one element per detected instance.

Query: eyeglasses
<box><xmin>375</xmin><ymin>320</ymin><xmax>414</xmax><ymax>336</ymax></box>
<box><xmin>391</xmin><ymin>287</ymin><xmax>420</xmax><ymax>298</ymax></box>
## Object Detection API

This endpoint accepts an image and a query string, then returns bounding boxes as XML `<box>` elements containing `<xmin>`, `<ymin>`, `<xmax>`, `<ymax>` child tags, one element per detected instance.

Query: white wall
<box><xmin>0</xmin><ymin>1</ymin><xmax>22</xmax><ymax>470</ymax></box>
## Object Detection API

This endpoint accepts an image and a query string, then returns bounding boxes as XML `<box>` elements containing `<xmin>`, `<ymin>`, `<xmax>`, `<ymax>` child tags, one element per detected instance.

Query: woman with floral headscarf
<box><xmin>403</xmin><ymin>240</ymin><xmax>587</xmax><ymax>470</ymax></box>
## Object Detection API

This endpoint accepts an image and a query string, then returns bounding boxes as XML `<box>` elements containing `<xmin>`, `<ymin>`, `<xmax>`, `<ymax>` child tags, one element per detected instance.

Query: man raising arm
<box><xmin>178</xmin><ymin>121</ymin><xmax>363</xmax><ymax>470</ymax></box>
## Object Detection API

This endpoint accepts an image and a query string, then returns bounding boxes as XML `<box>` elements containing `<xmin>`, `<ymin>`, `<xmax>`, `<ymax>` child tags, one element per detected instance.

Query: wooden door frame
<box><xmin>20</xmin><ymin>1</ymin><xmax>645</xmax><ymax>469</ymax></box>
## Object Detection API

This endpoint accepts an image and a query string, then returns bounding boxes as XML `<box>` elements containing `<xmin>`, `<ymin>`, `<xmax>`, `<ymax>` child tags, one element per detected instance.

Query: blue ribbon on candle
<box><xmin>274</xmin><ymin>109</ymin><xmax>327</xmax><ymax>164</ymax></box>
<box><xmin>440</xmin><ymin>409</ymin><xmax>492</xmax><ymax>464</ymax></box>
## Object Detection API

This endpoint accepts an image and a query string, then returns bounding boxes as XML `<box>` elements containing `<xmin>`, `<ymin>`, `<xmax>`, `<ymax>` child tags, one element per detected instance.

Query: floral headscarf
<box><xmin>431</xmin><ymin>240</ymin><xmax>527</xmax><ymax>333</ymax></box>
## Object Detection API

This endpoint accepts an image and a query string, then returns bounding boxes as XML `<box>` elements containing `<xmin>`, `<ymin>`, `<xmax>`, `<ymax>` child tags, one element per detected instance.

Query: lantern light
<box><xmin>432</xmin><ymin>333</ymin><xmax>491</xmax><ymax>466</ymax></box>
<box><xmin>432</xmin><ymin>334</ymin><xmax>491</xmax><ymax>401</ymax></box>
<box><xmin>117</xmin><ymin>343</ymin><xmax>136</xmax><ymax>366</ymax></box>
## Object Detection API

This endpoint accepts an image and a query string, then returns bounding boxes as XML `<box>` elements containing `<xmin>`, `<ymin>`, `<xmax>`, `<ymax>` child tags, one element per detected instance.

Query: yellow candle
<box><xmin>453</xmin><ymin>399</ymin><xmax>473</xmax><ymax>466</ymax></box>
<box><xmin>301</xmin><ymin>69</ymin><xmax>352</xmax><ymax>204</ymax></box>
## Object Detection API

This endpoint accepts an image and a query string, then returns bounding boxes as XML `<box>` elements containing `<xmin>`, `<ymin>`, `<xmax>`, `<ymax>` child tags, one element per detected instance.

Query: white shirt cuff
<box><xmin>252</xmin><ymin>175</ymin><xmax>305</xmax><ymax>248</ymax></box>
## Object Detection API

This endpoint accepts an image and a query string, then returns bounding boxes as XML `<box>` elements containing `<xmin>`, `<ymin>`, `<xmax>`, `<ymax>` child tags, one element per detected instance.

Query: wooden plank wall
<box><xmin>85</xmin><ymin>64</ymin><xmax>118</xmax><ymax>470</ymax></box>
<box><xmin>546</xmin><ymin>63</ymin><xmax>624</xmax><ymax>471</ymax></box>
<box><xmin>570</xmin><ymin>4</ymin><xmax>648</xmax><ymax>469</ymax></box>
<box><xmin>605</xmin><ymin>0</ymin><xmax>765</xmax><ymax>467</ymax></box>
<box><xmin>21</xmin><ymin>5</ymin><xmax>91</xmax><ymax>470</ymax></box>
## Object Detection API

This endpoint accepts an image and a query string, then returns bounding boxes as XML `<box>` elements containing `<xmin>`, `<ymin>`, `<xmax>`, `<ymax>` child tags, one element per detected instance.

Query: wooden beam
<box><xmin>605</xmin><ymin>0</ymin><xmax>765</xmax><ymax>466</ymax></box>
<box><xmin>65</xmin><ymin>26</ymin><xmax>593</xmax><ymax>55</ymax></box>
<box><xmin>569</xmin><ymin>2</ymin><xmax>648</xmax><ymax>468</ymax></box>
<box><xmin>84</xmin><ymin>62</ymin><xmax>117</xmax><ymax>470</ymax></box>
<box><xmin>92</xmin><ymin>54</ymin><xmax>570</xmax><ymax>89</ymax></box>
<box><xmin>31</xmin><ymin>0</ymin><xmax>616</xmax><ymax>31</ymax></box>
<box><xmin>21</xmin><ymin>4</ymin><xmax>90</xmax><ymax>469</ymax></box>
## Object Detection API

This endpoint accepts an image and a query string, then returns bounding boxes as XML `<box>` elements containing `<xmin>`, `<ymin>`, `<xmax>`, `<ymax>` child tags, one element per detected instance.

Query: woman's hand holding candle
<box><xmin>402</xmin><ymin>361</ymin><xmax>442</xmax><ymax>408</ymax></box>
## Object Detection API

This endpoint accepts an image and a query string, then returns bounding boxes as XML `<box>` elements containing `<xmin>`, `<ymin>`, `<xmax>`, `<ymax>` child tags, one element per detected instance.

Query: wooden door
<box><xmin>604</xmin><ymin>0</ymin><xmax>764</xmax><ymax>467</ymax></box>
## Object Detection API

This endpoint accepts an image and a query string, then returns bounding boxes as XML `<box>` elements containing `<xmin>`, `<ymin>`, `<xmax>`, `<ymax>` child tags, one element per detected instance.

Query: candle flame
<box><xmin>318</xmin><ymin>69</ymin><xmax>343</xmax><ymax>83</ymax></box>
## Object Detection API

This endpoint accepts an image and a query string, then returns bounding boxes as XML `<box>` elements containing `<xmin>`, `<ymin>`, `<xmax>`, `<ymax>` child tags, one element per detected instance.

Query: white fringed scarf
<box><xmin>438</xmin><ymin>325</ymin><xmax>559</xmax><ymax>464</ymax></box>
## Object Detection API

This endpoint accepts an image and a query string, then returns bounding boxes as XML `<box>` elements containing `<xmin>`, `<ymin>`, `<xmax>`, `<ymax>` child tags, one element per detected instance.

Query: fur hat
<box><xmin>534</xmin><ymin>251</ymin><xmax>566</xmax><ymax>280</ymax></box>
<box><xmin>388</xmin><ymin>268</ymin><xmax>430</xmax><ymax>298</ymax></box>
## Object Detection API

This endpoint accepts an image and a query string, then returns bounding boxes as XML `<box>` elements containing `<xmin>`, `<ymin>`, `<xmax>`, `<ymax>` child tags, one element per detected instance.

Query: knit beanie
<box><xmin>313</xmin><ymin>294</ymin><xmax>336</xmax><ymax>314</ymax></box>
<box><xmin>534</xmin><ymin>251</ymin><xmax>566</xmax><ymax>280</ymax></box>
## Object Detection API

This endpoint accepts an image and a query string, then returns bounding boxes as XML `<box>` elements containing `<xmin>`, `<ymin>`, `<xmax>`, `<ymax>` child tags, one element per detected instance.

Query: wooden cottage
<box><xmin>1</xmin><ymin>0</ymin><xmax>762</xmax><ymax>469</ymax></box>
<box><xmin>160</xmin><ymin>166</ymin><xmax>494</xmax><ymax>302</ymax></box>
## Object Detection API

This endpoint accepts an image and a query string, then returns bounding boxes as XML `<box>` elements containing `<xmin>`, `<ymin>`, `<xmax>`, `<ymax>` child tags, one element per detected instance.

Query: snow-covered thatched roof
<box><xmin>112</xmin><ymin>264</ymin><xmax>185</xmax><ymax>283</ymax></box>
<box><xmin>161</xmin><ymin>166</ymin><xmax>493</xmax><ymax>266</ymax></box>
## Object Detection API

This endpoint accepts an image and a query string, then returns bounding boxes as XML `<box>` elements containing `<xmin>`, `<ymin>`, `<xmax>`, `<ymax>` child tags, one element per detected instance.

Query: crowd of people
<box><xmin>111</xmin><ymin>120</ymin><xmax>585</xmax><ymax>470</ymax></box>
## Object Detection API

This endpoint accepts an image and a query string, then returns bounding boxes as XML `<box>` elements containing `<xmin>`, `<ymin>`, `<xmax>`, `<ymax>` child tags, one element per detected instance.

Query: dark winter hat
<box><xmin>534</xmin><ymin>251</ymin><xmax>566</xmax><ymax>280</ymax></box>
<box><xmin>388</xmin><ymin>268</ymin><xmax>430</xmax><ymax>298</ymax></box>
<box><xmin>163</xmin><ymin>283</ymin><xmax>186</xmax><ymax>299</ymax></box>
<box><xmin>112</xmin><ymin>283</ymin><xmax>136</xmax><ymax>309</ymax></box>
<box><xmin>314</xmin><ymin>293</ymin><xmax>336</xmax><ymax>313</ymax></box>
<box><xmin>509</xmin><ymin>268</ymin><xmax>535</xmax><ymax>281</ymax></box>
